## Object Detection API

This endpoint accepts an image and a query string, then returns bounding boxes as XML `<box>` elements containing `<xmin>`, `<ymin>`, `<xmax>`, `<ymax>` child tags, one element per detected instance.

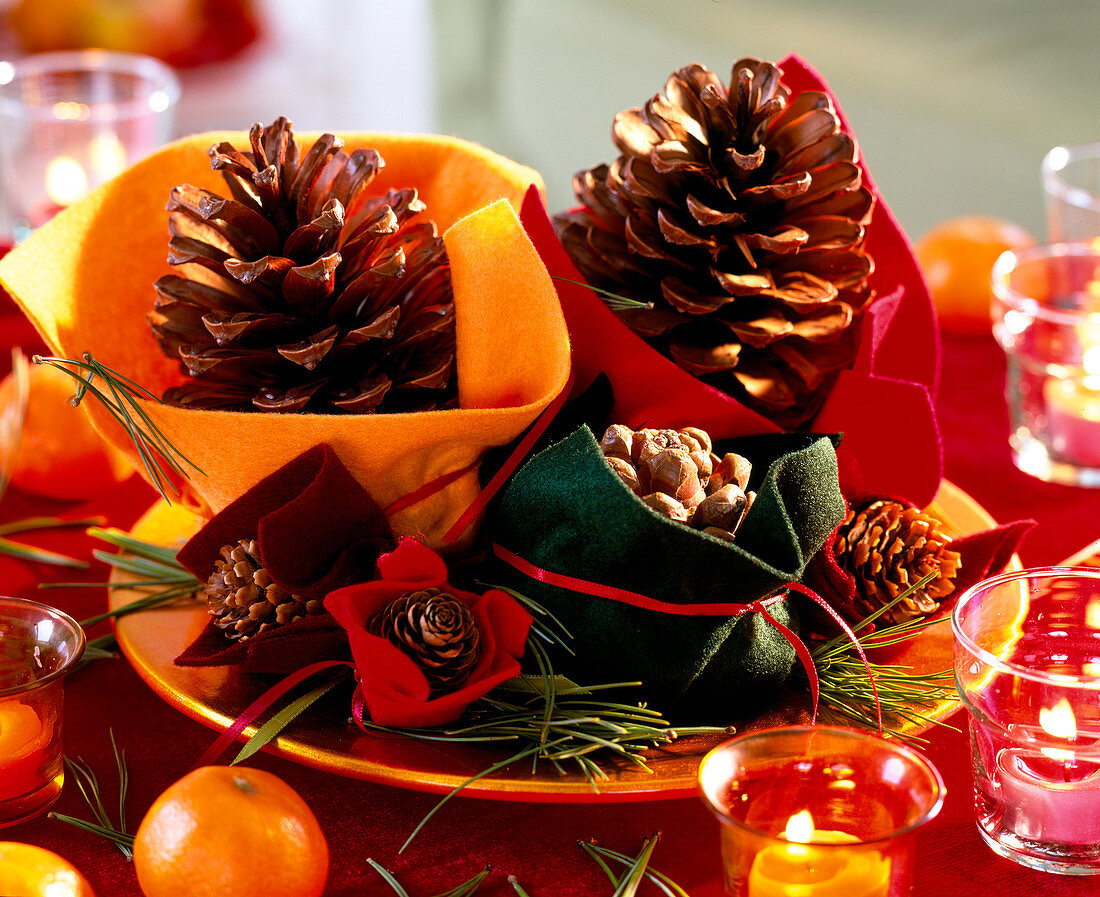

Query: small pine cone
<box><xmin>834</xmin><ymin>499</ymin><xmax>963</xmax><ymax>624</ymax></box>
<box><xmin>204</xmin><ymin>539</ymin><xmax>324</xmax><ymax>640</ymax></box>
<box><xmin>369</xmin><ymin>587</ymin><xmax>480</xmax><ymax>693</ymax></box>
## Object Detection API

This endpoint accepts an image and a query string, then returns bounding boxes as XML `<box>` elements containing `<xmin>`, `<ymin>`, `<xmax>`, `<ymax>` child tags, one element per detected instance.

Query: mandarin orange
<box><xmin>132</xmin><ymin>766</ymin><xmax>329</xmax><ymax>897</ymax></box>
<box><xmin>0</xmin><ymin>842</ymin><xmax>96</xmax><ymax>896</ymax></box>
<box><xmin>0</xmin><ymin>357</ymin><xmax>132</xmax><ymax>499</ymax></box>
<box><xmin>915</xmin><ymin>215</ymin><xmax>1036</xmax><ymax>336</ymax></box>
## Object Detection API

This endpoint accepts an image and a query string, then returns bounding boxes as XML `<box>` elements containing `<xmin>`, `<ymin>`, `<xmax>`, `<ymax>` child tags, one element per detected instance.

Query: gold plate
<box><xmin>111</xmin><ymin>480</ymin><xmax>995</xmax><ymax>802</ymax></box>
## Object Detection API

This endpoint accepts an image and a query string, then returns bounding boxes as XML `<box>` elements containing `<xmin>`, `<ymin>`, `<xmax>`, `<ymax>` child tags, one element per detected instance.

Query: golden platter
<box><xmin>110</xmin><ymin>480</ymin><xmax>993</xmax><ymax>802</ymax></box>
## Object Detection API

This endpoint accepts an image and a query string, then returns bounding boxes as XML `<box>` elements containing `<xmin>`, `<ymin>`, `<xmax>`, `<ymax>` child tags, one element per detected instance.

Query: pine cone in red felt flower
<box><xmin>149</xmin><ymin>117</ymin><xmax>456</xmax><ymax>414</ymax></box>
<box><xmin>368</xmin><ymin>587</ymin><xmax>481</xmax><ymax>694</ymax></box>
<box><xmin>834</xmin><ymin>499</ymin><xmax>962</xmax><ymax>623</ymax></box>
<box><xmin>554</xmin><ymin>59</ymin><xmax>876</xmax><ymax>428</ymax></box>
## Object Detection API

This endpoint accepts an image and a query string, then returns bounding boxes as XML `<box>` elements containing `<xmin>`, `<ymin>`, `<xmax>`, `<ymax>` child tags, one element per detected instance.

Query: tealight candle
<box><xmin>0</xmin><ymin>598</ymin><xmax>84</xmax><ymax>827</ymax></box>
<box><xmin>997</xmin><ymin>748</ymin><xmax>1100</xmax><ymax>846</ymax></box>
<box><xmin>954</xmin><ymin>568</ymin><xmax>1100</xmax><ymax>874</ymax></box>
<box><xmin>698</xmin><ymin>727</ymin><xmax>943</xmax><ymax>897</ymax></box>
<box><xmin>746</xmin><ymin>811</ymin><xmax>889</xmax><ymax>897</ymax></box>
<box><xmin>1043</xmin><ymin>378</ymin><xmax>1100</xmax><ymax>470</ymax></box>
<box><xmin>0</xmin><ymin>50</ymin><xmax>179</xmax><ymax>242</ymax></box>
<box><xmin>0</xmin><ymin>700</ymin><xmax>50</xmax><ymax>802</ymax></box>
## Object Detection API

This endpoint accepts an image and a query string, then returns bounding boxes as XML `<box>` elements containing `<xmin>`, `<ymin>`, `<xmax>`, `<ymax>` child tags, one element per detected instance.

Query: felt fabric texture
<box><xmin>325</xmin><ymin>538</ymin><xmax>532</xmax><ymax>728</ymax></box>
<box><xmin>172</xmin><ymin>443</ymin><xmax>395</xmax><ymax>672</ymax></box>
<box><xmin>0</xmin><ymin>133</ymin><xmax>570</xmax><ymax>551</ymax></box>
<box><xmin>488</xmin><ymin>426</ymin><xmax>846</xmax><ymax>716</ymax></box>
<box><xmin>6</xmin><ymin>288</ymin><xmax>1100</xmax><ymax>897</ymax></box>
<box><xmin>519</xmin><ymin>51</ymin><xmax>943</xmax><ymax>509</ymax></box>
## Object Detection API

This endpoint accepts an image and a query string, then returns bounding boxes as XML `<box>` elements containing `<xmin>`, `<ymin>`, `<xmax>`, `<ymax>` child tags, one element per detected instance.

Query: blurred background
<box><xmin>0</xmin><ymin>0</ymin><xmax>1097</xmax><ymax>240</ymax></box>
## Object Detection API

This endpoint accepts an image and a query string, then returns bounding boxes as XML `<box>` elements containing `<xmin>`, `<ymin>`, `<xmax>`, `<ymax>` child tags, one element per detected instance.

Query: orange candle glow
<box><xmin>0</xmin><ymin>700</ymin><xmax>50</xmax><ymax>802</ymax></box>
<box><xmin>747</xmin><ymin>811</ymin><xmax>890</xmax><ymax>897</ymax></box>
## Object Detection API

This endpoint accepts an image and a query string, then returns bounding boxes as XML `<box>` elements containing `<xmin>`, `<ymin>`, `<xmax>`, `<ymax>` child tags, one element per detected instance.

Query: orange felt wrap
<box><xmin>0</xmin><ymin>132</ymin><xmax>571</xmax><ymax>549</ymax></box>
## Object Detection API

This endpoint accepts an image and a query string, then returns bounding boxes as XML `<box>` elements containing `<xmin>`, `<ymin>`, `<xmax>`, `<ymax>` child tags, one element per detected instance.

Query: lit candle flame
<box><xmin>45</xmin><ymin>156</ymin><xmax>89</xmax><ymax>207</ymax></box>
<box><xmin>783</xmin><ymin>809</ymin><xmax>815</xmax><ymax>843</ymax></box>
<box><xmin>1041</xmin><ymin>699</ymin><xmax>1078</xmax><ymax>740</ymax></box>
<box><xmin>1040</xmin><ymin>699</ymin><xmax>1077</xmax><ymax>764</ymax></box>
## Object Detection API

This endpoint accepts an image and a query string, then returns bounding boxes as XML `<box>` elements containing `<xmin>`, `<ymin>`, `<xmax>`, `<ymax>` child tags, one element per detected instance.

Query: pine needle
<box><xmin>810</xmin><ymin>569</ymin><xmax>959</xmax><ymax>743</ymax></box>
<box><xmin>52</xmin><ymin>731</ymin><xmax>134</xmax><ymax>857</ymax></box>
<box><xmin>32</xmin><ymin>354</ymin><xmax>204</xmax><ymax>503</ymax></box>
<box><xmin>550</xmin><ymin>275</ymin><xmax>654</xmax><ymax>312</ymax></box>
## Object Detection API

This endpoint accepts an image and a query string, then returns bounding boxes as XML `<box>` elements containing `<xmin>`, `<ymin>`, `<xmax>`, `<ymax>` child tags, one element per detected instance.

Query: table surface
<box><xmin>3</xmin><ymin>298</ymin><xmax>1100</xmax><ymax>896</ymax></box>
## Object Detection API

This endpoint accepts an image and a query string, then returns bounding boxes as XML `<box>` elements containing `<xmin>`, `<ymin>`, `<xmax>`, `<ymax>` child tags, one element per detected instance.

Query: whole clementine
<box><xmin>0</xmin><ymin>842</ymin><xmax>96</xmax><ymax>896</ymax></box>
<box><xmin>0</xmin><ymin>357</ymin><xmax>132</xmax><ymax>499</ymax></box>
<box><xmin>915</xmin><ymin>215</ymin><xmax>1036</xmax><ymax>336</ymax></box>
<box><xmin>132</xmin><ymin>766</ymin><xmax>329</xmax><ymax>897</ymax></box>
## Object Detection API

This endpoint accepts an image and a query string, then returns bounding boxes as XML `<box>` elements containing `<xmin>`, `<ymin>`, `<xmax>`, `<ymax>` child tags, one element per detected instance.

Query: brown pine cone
<box><xmin>599</xmin><ymin>423</ymin><xmax>754</xmax><ymax>540</ymax></box>
<box><xmin>149</xmin><ymin>117</ymin><xmax>456</xmax><ymax>414</ymax></box>
<box><xmin>204</xmin><ymin>539</ymin><xmax>324</xmax><ymax>640</ymax></box>
<box><xmin>834</xmin><ymin>499</ymin><xmax>962</xmax><ymax>623</ymax></box>
<box><xmin>369</xmin><ymin>587</ymin><xmax>480</xmax><ymax>693</ymax></box>
<box><xmin>555</xmin><ymin>60</ymin><xmax>876</xmax><ymax>428</ymax></box>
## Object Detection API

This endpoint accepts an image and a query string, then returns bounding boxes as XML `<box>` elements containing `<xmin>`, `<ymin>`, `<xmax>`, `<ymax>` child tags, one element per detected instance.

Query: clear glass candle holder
<box><xmin>953</xmin><ymin>567</ymin><xmax>1100</xmax><ymax>874</ymax></box>
<box><xmin>1042</xmin><ymin>143</ymin><xmax>1100</xmax><ymax>242</ymax></box>
<box><xmin>0</xmin><ymin>49</ymin><xmax>180</xmax><ymax>243</ymax></box>
<box><xmin>991</xmin><ymin>241</ymin><xmax>1100</xmax><ymax>487</ymax></box>
<box><xmin>698</xmin><ymin>726</ymin><xmax>945</xmax><ymax>897</ymax></box>
<box><xmin>0</xmin><ymin>597</ymin><xmax>85</xmax><ymax>827</ymax></box>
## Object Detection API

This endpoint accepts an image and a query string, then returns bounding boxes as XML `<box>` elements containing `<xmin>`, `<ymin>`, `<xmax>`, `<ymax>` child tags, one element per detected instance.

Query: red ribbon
<box><xmin>442</xmin><ymin>372</ymin><xmax>575</xmax><ymax>544</ymax></box>
<box><xmin>381</xmin><ymin>460</ymin><xmax>480</xmax><ymax>516</ymax></box>
<box><xmin>784</xmin><ymin>581</ymin><xmax>883</xmax><ymax>735</ymax></box>
<box><xmin>491</xmin><ymin>541</ymin><xmax>822</xmax><ymax>721</ymax></box>
<box><xmin>193</xmin><ymin>659</ymin><xmax>351</xmax><ymax>769</ymax></box>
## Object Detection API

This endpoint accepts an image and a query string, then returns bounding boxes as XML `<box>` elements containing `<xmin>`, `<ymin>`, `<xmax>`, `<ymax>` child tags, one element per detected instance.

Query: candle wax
<box><xmin>1043</xmin><ymin>378</ymin><xmax>1100</xmax><ymax>468</ymax></box>
<box><xmin>0</xmin><ymin>700</ymin><xmax>49</xmax><ymax>802</ymax></box>
<box><xmin>998</xmin><ymin>748</ymin><xmax>1100</xmax><ymax>846</ymax></box>
<box><xmin>748</xmin><ymin>829</ymin><xmax>890</xmax><ymax>897</ymax></box>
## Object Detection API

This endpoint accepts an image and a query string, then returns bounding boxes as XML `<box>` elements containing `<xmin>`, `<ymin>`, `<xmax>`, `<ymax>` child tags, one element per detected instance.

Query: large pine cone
<box><xmin>555</xmin><ymin>60</ymin><xmax>876</xmax><ymax>428</ymax></box>
<box><xmin>149</xmin><ymin>117</ymin><xmax>456</xmax><ymax>414</ymax></box>
<box><xmin>834</xmin><ymin>499</ymin><xmax>962</xmax><ymax>624</ymax></box>
<box><xmin>369</xmin><ymin>587</ymin><xmax>480</xmax><ymax>693</ymax></box>
<box><xmin>204</xmin><ymin>539</ymin><xmax>325</xmax><ymax>640</ymax></box>
<box><xmin>600</xmin><ymin>424</ymin><xmax>754</xmax><ymax>541</ymax></box>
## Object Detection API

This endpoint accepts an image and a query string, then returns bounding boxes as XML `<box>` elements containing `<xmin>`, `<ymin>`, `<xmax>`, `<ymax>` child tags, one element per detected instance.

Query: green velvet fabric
<box><xmin>488</xmin><ymin>426</ymin><xmax>845</xmax><ymax>719</ymax></box>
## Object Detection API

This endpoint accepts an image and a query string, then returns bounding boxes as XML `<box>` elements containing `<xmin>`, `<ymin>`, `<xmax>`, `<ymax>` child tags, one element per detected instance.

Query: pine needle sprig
<box><xmin>50</xmin><ymin>730</ymin><xmax>135</xmax><ymax>857</ymax></box>
<box><xmin>43</xmin><ymin>527</ymin><xmax>202</xmax><ymax>632</ymax></box>
<box><xmin>811</xmin><ymin>569</ymin><xmax>958</xmax><ymax>742</ymax></box>
<box><xmin>367</xmin><ymin>859</ymin><xmax>492</xmax><ymax>897</ymax></box>
<box><xmin>361</xmin><ymin>588</ymin><xmax>726</xmax><ymax>851</ymax></box>
<box><xmin>0</xmin><ymin>349</ymin><xmax>104</xmax><ymax>567</ymax></box>
<box><xmin>33</xmin><ymin>354</ymin><xmax>204</xmax><ymax>503</ymax></box>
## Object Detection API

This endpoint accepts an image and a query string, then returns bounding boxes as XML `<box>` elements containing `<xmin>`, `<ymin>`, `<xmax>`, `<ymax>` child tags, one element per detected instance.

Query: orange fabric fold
<box><xmin>0</xmin><ymin>132</ymin><xmax>570</xmax><ymax>550</ymax></box>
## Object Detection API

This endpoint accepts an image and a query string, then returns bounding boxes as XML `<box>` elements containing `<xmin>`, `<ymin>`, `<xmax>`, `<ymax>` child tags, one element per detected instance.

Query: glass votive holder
<box><xmin>0</xmin><ymin>597</ymin><xmax>85</xmax><ymax>827</ymax></box>
<box><xmin>0</xmin><ymin>49</ymin><xmax>180</xmax><ymax>243</ymax></box>
<box><xmin>1042</xmin><ymin>142</ymin><xmax>1100</xmax><ymax>242</ymax></box>
<box><xmin>991</xmin><ymin>241</ymin><xmax>1100</xmax><ymax>487</ymax></box>
<box><xmin>953</xmin><ymin>567</ymin><xmax>1100</xmax><ymax>875</ymax></box>
<box><xmin>698</xmin><ymin>726</ymin><xmax>945</xmax><ymax>897</ymax></box>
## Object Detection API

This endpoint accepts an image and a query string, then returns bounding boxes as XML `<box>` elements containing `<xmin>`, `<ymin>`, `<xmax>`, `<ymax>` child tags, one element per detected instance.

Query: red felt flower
<box><xmin>324</xmin><ymin>538</ymin><xmax>532</xmax><ymax>728</ymax></box>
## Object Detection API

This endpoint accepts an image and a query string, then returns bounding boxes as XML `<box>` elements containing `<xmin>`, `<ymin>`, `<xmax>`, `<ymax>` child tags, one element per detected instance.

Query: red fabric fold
<box><xmin>173</xmin><ymin>443</ymin><xmax>396</xmax><ymax>671</ymax></box>
<box><xmin>521</xmin><ymin>52</ymin><xmax>945</xmax><ymax>507</ymax></box>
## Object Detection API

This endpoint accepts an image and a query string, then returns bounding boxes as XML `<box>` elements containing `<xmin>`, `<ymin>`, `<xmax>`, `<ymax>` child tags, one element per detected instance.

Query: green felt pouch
<box><xmin>487</xmin><ymin>426</ymin><xmax>845</xmax><ymax>719</ymax></box>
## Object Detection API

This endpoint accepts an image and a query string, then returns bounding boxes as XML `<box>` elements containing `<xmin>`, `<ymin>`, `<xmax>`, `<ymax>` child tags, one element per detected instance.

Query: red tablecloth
<box><xmin>3</xmin><ymin>303</ymin><xmax>1100</xmax><ymax>896</ymax></box>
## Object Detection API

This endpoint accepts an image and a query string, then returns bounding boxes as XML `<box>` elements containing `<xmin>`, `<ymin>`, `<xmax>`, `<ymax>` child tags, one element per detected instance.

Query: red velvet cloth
<box><xmin>4</xmin><ymin>312</ymin><xmax>1100</xmax><ymax>894</ymax></box>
